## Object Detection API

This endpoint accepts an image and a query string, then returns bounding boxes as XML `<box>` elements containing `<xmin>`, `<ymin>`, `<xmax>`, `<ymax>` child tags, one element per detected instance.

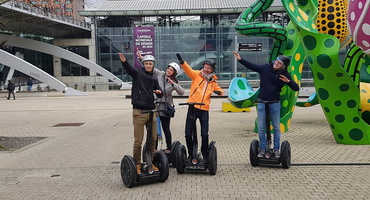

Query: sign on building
<box><xmin>134</xmin><ymin>27</ymin><xmax>155</xmax><ymax>68</ymax></box>
<box><xmin>238</xmin><ymin>43</ymin><xmax>262</xmax><ymax>51</ymax></box>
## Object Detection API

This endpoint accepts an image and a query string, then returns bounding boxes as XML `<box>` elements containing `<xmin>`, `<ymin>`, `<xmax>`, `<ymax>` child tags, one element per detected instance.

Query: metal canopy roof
<box><xmin>79</xmin><ymin>0</ymin><xmax>285</xmax><ymax>17</ymax></box>
<box><xmin>0</xmin><ymin>2</ymin><xmax>91</xmax><ymax>38</ymax></box>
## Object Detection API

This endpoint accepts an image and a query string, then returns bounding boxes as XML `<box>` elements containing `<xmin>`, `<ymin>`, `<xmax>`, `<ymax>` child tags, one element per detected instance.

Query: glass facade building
<box><xmin>94</xmin><ymin>13</ymin><xmax>317</xmax><ymax>84</ymax></box>
<box><xmin>96</xmin><ymin>13</ymin><xmax>352</xmax><ymax>85</ymax></box>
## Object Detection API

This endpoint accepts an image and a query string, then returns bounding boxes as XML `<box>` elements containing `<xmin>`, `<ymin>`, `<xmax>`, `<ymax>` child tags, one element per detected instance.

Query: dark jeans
<box><xmin>159</xmin><ymin>116</ymin><xmax>172</xmax><ymax>150</ymax></box>
<box><xmin>7</xmin><ymin>90</ymin><xmax>15</xmax><ymax>100</ymax></box>
<box><xmin>185</xmin><ymin>108</ymin><xmax>209</xmax><ymax>159</ymax></box>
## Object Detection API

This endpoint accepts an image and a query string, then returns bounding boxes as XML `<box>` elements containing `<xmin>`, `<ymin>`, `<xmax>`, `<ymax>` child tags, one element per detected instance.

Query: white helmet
<box><xmin>141</xmin><ymin>55</ymin><xmax>156</xmax><ymax>64</ymax></box>
<box><xmin>168</xmin><ymin>62</ymin><xmax>180</xmax><ymax>74</ymax></box>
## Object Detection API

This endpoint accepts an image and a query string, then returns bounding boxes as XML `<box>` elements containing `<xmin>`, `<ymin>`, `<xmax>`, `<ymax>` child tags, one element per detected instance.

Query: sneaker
<box><xmin>257</xmin><ymin>150</ymin><xmax>265</xmax><ymax>158</ymax></box>
<box><xmin>136</xmin><ymin>164</ymin><xmax>141</xmax><ymax>174</ymax></box>
<box><xmin>274</xmin><ymin>150</ymin><xmax>280</xmax><ymax>158</ymax></box>
<box><xmin>152</xmin><ymin>164</ymin><xmax>159</xmax><ymax>171</ymax></box>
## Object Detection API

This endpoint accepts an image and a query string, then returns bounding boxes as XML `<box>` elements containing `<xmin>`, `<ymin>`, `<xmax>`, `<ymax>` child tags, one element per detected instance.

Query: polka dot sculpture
<box><xmin>297</xmin><ymin>0</ymin><xmax>352</xmax><ymax>107</ymax></box>
<box><xmin>282</xmin><ymin>0</ymin><xmax>370</xmax><ymax>144</ymax></box>
<box><xmin>347</xmin><ymin>0</ymin><xmax>370</xmax><ymax>54</ymax></box>
<box><xmin>316</xmin><ymin>0</ymin><xmax>352</xmax><ymax>50</ymax></box>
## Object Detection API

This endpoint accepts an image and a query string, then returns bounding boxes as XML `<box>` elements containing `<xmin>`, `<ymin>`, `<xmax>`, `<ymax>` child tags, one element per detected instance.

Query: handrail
<box><xmin>3</xmin><ymin>0</ymin><xmax>91</xmax><ymax>30</ymax></box>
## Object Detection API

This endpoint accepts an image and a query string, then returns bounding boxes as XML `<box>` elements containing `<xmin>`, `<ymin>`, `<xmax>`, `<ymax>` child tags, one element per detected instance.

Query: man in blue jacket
<box><xmin>118</xmin><ymin>52</ymin><xmax>163</xmax><ymax>174</ymax></box>
<box><xmin>233</xmin><ymin>52</ymin><xmax>299</xmax><ymax>158</ymax></box>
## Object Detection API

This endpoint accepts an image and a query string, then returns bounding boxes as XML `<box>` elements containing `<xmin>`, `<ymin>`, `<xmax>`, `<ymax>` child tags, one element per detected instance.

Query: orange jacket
<box><xmin>180</xmin><ymin>61</ymin><xmax>224</xmax><ymax>111</ymax></box>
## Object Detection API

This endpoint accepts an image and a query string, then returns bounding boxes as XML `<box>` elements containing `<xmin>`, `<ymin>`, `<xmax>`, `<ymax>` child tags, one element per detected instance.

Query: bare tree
<box><xmin>0</xmin><ymin>0</ymin><xmax>11</xmax><ymax>5</ymax></box>
<box><xmin>14</xmin><ymin>0</ymin><xmax>98</xmax><ymax>9</ymax></box>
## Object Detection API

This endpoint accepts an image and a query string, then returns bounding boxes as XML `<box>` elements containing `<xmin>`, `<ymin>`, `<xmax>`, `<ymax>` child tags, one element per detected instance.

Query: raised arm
<box><xmin>176</xmin><ymin>53</ymin><xmax>198</xmax><ymax>79</ymax></box>
<box><xmin>119</xmin><ymin>52</ymin><xmax>137</xmax><ymax>77</ymax></box>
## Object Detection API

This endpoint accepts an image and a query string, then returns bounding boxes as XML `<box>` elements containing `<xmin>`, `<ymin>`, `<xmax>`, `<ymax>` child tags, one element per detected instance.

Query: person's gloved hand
<box><xmin>176</xmin><ymin>53</ymin><xmax>184</xmax><ymax>64</ymax></box>
<box><xmin>214</xmin><ymin>91</ymin><xmax>221</xmax><ymax>95</ymax></box>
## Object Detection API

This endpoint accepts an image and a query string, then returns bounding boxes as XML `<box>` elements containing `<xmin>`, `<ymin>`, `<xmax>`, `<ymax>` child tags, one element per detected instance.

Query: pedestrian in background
<box><xmin>27</xmin><ymin>78</ymin><xmax>33</xmax><ymax>91</ymax></box>
<box><xmin>6</xmin><ymin>80</ymin><xmax>16</xmax><ymax>100</ymax></box>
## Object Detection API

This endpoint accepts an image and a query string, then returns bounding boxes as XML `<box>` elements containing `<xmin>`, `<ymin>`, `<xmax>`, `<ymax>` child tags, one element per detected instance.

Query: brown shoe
<box><xmin>136</xmin><ymin>164</ymin><xmax>141</xmax><ymax>174</ymax></box>
<box><xmin>152</xmin><ymin>164</ymin><xmax>159</xmax><ymax>171</ymax></box>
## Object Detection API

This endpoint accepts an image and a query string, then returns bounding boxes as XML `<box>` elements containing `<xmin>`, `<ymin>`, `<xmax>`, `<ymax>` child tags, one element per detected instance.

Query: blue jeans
<box><xmin>185</xmin><ymin>108</ymin><xmax>209</xmax><ymax>159</ymax></box>
<box><xmin>257</xmin><ymin>102</ymin><xmax>281</xmax><ymax>151</ymax></box>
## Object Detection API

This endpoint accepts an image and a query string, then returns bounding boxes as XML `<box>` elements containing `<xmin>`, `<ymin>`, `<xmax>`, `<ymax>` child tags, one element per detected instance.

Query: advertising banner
<box><xmin>134</xmin><ymin>27</ymin><xmax>155</xmax><ymax>68</ymax></box>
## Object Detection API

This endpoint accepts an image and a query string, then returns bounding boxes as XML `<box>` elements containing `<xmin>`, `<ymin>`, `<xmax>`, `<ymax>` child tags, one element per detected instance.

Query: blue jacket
<box><xmin>121</xmin><ymin>61</ymin><xmax>163</xmax><ymax>110</ymax></box>
<box><xmin>238</xmin><ymin>58</ymin><xmax>299</xmax><ymax>101</ymax></box>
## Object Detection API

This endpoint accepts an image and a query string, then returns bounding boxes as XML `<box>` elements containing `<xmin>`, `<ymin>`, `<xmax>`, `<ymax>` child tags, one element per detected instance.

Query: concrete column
<box><xmin>5</xmin><ymin>52</ymin><xmax>23</xmax><ymax>82</ymax></box>
<box><xmin>5</xmin><ymin>68</ymin><xmax>15</xmax><ymax>82</ymax></box>
<box><xmin>89</xmin><ymin>19</ymin><xmax>97</xmax><ymax>76</ymax></box>
<box><xmin>53</xmin><ymin>56</ymin><xmax>62</xmax><ymax>78</ymax></box>
<box><xmin>89</xmin><ymin>41</ymin><xmax>97</xmax><ymax>77</ymax></box>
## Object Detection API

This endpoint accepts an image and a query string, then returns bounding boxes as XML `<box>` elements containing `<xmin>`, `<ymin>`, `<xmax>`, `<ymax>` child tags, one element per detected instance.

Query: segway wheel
<box><xmin>170</xmin><ymin>141</ymin><xmax>180</xmax><ymax>167</ymax></box>
<box><xmin>120</xmin><ymin>155</ymin><xmax>136</xmax><ymax>188</ymax></box>
<box><xmin>249</xmin><ymin>139</ymin><xmax>259</xmax><ymax>167</ymax></box>
<box><xmin>175</xmin><ymin>144</ymin><xmax>186</xmax><ymax>174</ymax></box>
<box><xmin>153</xmin><ymin>151</ymin><xmax>169</xmax><ymax>182</ymax></box>
<box><xmin>280</xmin><ymin>140</ymin><xmax>291</xmax><ymax>169</ymax></box>
<box><xmin>208</xmin><ymin>145</ymin><xmax>217</xmax><ymax>175</ymax></box>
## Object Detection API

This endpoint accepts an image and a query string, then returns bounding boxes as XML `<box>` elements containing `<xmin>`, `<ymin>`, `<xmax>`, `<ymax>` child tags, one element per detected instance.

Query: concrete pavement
<box><xmin>1</xmin><ymin>90</ymin><xmax>370</xmax><ymax>199</ymax></box>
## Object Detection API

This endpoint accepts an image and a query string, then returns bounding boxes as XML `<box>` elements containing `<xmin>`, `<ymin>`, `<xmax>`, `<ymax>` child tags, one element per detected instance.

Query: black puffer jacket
<box><xmin>7</xmin><ymin>81</ymin><xmax>15</xmax><ymax>91</ymax></box>
<box><xmin>121</xmin><ymin>61</ymin><xmax>163</xmax><ymax>110</ymax></box>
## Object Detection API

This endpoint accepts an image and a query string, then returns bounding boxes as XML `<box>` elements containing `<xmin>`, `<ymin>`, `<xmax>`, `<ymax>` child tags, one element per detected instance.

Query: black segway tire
<box><xmin>280</xmin><ymin>140</ymin><xmax>291</xmax><ymax>169</ymax></box>
<box><xmin>249</xmin><ymin>139</ymin><xmax>259</xmax><ymax>167</ymax></box>
<box><xmin>208</xmin><ymin>145</ymin><xmax>217</xmax><ymax>175</ymax></box>
<box><xmin>170</xmin><ymin>141</ymin><xmax>180</xmax><ymax>167</ymax></box>
<box><xmin>153</xmin><ymin>151</ymin><xmax>169</xmax><ymax>182</ymax></box>
<box><xmin>120</xmin><ymin>155</ymin><xmax>136</xmax><ymax>188</ymax></box>
<box><xmin>176</xmin><ymin>144</ymin><xmax>186</xmax><ymax>174</ymax></box>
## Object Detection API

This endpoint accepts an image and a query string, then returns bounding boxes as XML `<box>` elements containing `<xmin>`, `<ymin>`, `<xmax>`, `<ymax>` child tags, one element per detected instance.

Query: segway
<box><xmin>120</xmin><ymin>109</ymin><xmax>169</xmax><ymax>188</ymax></box>
<box><xmin>175</xmin><ymin>102</ymin><xmax>217</xmax><ymax>175</ymax></box>
<box><xmin>249</xmin><ymin>100</ymin><xmax>291</xmax><ymax>169</ymax></box>
<box><xmin>152</xmin><ymin>128</ymin><xmax>180</xmax><ymax>168</ymax></box>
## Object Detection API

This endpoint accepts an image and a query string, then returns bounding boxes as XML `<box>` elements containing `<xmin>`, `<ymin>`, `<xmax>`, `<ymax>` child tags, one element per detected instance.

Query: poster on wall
<box><xmin>134</xmin><ymin>27</ymin><xmax>155</xmax><ymax>68</ymax></box>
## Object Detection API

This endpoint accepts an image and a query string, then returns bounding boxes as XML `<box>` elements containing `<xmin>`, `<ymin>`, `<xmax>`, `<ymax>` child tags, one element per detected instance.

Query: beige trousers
<box><xmin>132</xmin><ymin>109</ymin><xmax>157</xmax><ymax>164</ymax></box>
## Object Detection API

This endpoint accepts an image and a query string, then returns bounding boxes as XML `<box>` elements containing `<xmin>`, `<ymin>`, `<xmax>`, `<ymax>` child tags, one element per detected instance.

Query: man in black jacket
<box><xmin>233</xmin><ymin>52</ymin><xmax>299</xmax><ymax>158</ymax></box>
<box><xmin>6</xmin><ymin>80</ymin><xmax>16</xmax><ymax>100</ymax></box>
<box><xmin>118</xmin><ymin>52</ymin><xmax>163</xmax><ymax>174</ymax></box>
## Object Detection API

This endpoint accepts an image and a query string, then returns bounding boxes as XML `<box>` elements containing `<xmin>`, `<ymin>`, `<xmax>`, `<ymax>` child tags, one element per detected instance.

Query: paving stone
<box><xmin>0</xmin><ymin>90</ymin><xmax>370</xmax><ymax>199</ymax></box>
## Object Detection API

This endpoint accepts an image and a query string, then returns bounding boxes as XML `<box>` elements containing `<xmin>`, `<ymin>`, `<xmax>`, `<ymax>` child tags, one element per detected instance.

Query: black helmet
<box><xmin>203</xmin><ymin>59</ymin><xmax>216</xmax><ymax>69</ymax></box>
<box><xmin>277</xmin><ymin>55</ymin><xmax>291</xmax><ymax>68</ymax></box>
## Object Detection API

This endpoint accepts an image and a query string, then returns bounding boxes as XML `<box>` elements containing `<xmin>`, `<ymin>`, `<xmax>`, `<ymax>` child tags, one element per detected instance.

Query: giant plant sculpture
<box><xmin>282</xmin><ymin>0</ymin><xmax>370</xmax><ymax>144</ymax></box>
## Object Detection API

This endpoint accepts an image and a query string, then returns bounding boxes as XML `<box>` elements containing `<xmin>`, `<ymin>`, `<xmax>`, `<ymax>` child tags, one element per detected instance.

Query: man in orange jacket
<box><xmin>176</xmin><ymin>53</ymin><xmax>224</xmax><ymax>163</ymax></box>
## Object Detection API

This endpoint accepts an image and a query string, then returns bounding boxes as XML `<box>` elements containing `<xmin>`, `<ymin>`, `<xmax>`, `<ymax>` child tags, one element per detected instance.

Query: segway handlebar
<box><xmin>179</xmin><ymin>102</ymin><xmax>205</xmax><ymax>106</ymax></box>
<box><xmin>140</xmin><ymin>109</ymin><xmax>165</xmax><ymax>114</ymax></box>
<box><xmin>254</xmin><ymin>100</ymin><xmax>280</xmax><ymax>104</ymax></box>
